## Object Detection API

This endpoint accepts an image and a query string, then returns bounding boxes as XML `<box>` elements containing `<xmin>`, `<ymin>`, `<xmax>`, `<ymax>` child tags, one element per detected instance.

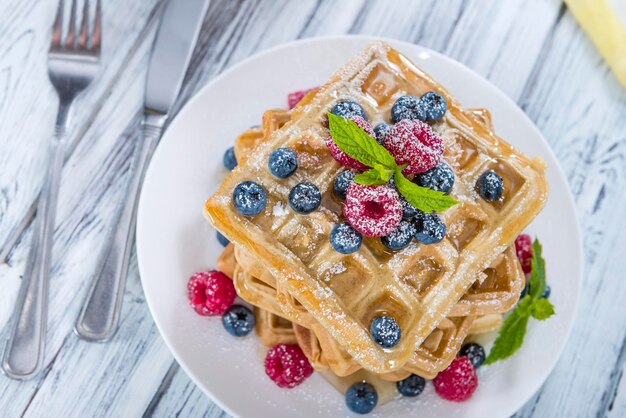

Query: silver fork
<box><xmin>1</xmin><ymin>0</ymin><xmax>101</xmax><ymax>380</ymax></box>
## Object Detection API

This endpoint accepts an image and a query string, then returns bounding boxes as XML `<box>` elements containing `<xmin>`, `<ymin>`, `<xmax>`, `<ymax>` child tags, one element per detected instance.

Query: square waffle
<box><xmin>218</xmin><ymin>242</ymin><xmax>518</xmax><ymax>379</ymax></box>
<box><xmin>205</xmin><ymin>42</ymin><xmax>547</xmax><ymax>373</ymax></box>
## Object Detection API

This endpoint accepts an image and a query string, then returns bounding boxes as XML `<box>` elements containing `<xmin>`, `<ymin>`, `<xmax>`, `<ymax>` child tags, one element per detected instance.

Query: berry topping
<box><xmin>373</xmin><ymin>123</ymin><xmax>391</xmax><ymax>144</ymax></box>
<box><xmin>331</xmin><ymin>100</ymin><xmax>367</xmax><ymax>120</ymax></box>
<box><xmin>330</xmin><ymin>222</ymin><xmax>362</xmax><ymax>254</ymax></box>
<box><xmin>333</xmin><ymin>170</ymin><xmax>355</xmax><ymax>200</ymax></box>
<box><xmin>216</xmin><ymin>231</ymin><xmax>229</xmax><ymax>247</ymax></box>
<box><xmin>414</xmin><ymin>162</ymin><xmax>455</xmax><ymax>194</ymax></box>
<box><xmin>515</xmin><ymin>234</ymin><xmax>533</xmax><ymax>274</ymax></box>
<box><xmin>223</xmin><ymin>146</ymin><xmax>237</xmax><ymax>170</ymax></box>
<box><xmin>233</xmin><ymin>181</ymin><xmax>267</xmax><ymax>216</ymax></box>
<box><xmin>346</xmin><ymin>382</ymin><xmax>378</xmax><ymax>414</ymax></box>
<box><xmin>433</xmin><ymin>356</ymin><xmax>478</xmax><ymax>402</ymax></box>
<box><xmin>520</xmin><ymin>282</ymin><xmax>529</xmax><ymax>300</ymax></box>
<box><xmin>325</xmin><ymin>138</ymin><xmax>369</xmax><ymax>171</ymax></box>
<box><xmin>400</xmin><ymin>196</ymin><xmax>418</xmax><ymax>219</ymax></box>
<box><xmin>222</xmin><ymin>304</ymin><xmax>255</xmax><ymax>337</ymax></box>
<box><xmin>268</xmin><ymin>147</ymin><xmax>298</xmax><ymax>178</ymax></box>
<box><xmin>287</xmin><ymin>87</ymin><xmax>316</xmax><ymax>109</ymax></box>
<box><xmin>325</xmin><ymin>116</ymin><xmax>373</xmax><ymax>170</ymax></box>
<box><xmin>370</xmin><ymin>315</ymin><xmax>401</xmax><ymax>348</ymax></box>
<box><xmin>289</xmin><ymin>182</ymin><xmax>321</xmax><ymax>214</ymax></box>
<box><xmin>413</xmin><ymin>211</ymin><xmax>446</xmax><ymax>244</ymax></box>
<box><xmin>381</xmin><ymin>219</ymin><xmax>416</xmax><ymax>251</ymax></box>
<box><xmin>187</xmin><ymin>270</ymin><xmax>236</xmax><ymax>316</ymax></box>
<box><xmin>477</xmin><ymin>170</ymin><xmax>504</xmax><ymax>201</ymax></box>
<box><xmin>344</xmin><ymin>183</ymin><xmax>403</xmax><ymax>237</ymax></box>
<box><xmin>397</xmin><ymin>374</ymin><xmax>426</xmax><ymax>397</ymax></box>
<box><xmin>541</xmin><ymin>285</ymin><xmax>551</xmax><ymax>299</ymax></box>
<box><xmin>383</xmin><ymin>119</ymin><xmax>444</xmax><ymax>174</ymax></box>
<box><xmin>264</xmin><ymin>344</ymin><xmax>313</xmax><ymax>388</ymax></box>
<box><xmin>459</xmin><ymin>342</ymin><xmax>486</xmax><ymax>368</ymax></box>
<box><xmin>420</xmin><ymin>91</ymin><xmax>448</xmax><ymax>121</ymax></box>
<box><xmin>350</xmin><ymin>115</ymin><xmax>375</xmax><ymax>136</ymax></box>
<box><xmin>391</xmin><ymin>95</ymin><xmax>426</xmax><ymax>123</ymax></box>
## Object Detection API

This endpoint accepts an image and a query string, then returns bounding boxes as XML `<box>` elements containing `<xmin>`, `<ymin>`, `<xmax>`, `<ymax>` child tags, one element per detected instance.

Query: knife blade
<box><xmin>75</xmin><ymin>0</ymin><xmax>210</xmax><ymax>342</ymax></box>
<box><xmin>145</xmin><ymin>0</ymin><xmax>209</xmax><ymax>114</ymax></box>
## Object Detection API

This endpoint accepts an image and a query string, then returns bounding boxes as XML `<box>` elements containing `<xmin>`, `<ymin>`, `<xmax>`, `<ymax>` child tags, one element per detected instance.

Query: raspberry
<box><xmin>187</xmin><ymin>270</ymin><xmax>236</xmax><ymax>316</ymax></box>
<box><xmin>325</xmin><ymin>116</ymin><xmax>374</xmax><ymax>171</ymax></box>
<box><xmin>515</xmin><ymin>234</ymin><xmax>533</xmax><ymax>274</ymax></box>
<box><xmin>287</xmin><ymin>87</ymin><xmax>316</xmax><ymax>109</ymax></box>
<box><xmin>264</xmin><ymin>344</ymin><xmax>313</xmax><ymax>388</ymax></box>
<box><xmin>383</xmin><ymin>119</ymin><xmax>443</xmax><ymax>174</ymax></box>
<box><xmin>433</xmin><ymin>357</ymin><xmax>478</xmax><ymax>402</ymax></box>
<box><xmin>344</xmin><ymin>183</ymin><xmax>402</xmax><ymax>237</ymax></box>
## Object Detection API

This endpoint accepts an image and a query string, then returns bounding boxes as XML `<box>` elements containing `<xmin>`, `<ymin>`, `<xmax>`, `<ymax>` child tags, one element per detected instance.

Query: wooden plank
<box><xmin>0</xmin><ymin>0</ymin><xmax>164</xmax><ymax>261</ymax></box>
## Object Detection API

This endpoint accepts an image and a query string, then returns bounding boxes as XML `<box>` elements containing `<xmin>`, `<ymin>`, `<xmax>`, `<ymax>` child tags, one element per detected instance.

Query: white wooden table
<box><xmin>1</xmin><ymin>1</ymin><xmax>625</xmax><ymax>417</ymax></box>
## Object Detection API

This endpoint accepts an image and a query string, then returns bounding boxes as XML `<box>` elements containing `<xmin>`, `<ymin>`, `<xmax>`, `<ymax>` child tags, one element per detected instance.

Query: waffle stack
<box><xmin>205</xmin><ymin>42</ymin><xmax>547</xmax><ymax>378</ymax></box>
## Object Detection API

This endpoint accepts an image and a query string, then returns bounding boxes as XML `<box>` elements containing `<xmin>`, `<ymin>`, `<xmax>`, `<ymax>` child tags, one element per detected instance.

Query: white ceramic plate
<box><xmin>136</xmin><ymin>36</ymin><xmax>581</xmax><ymax>418</ymax></box>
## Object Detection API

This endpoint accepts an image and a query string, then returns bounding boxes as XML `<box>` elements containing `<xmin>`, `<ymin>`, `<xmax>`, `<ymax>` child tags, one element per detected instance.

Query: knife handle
<box><xmin>75</xmin><ymin>112</ymin><xmax>167</xmax><ymax>342</ymax></box>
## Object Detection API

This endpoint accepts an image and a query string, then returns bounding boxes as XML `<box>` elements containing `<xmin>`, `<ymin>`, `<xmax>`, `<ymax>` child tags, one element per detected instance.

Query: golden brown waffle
<box><xmin>221</xmin><ymin>243</ymin><xmax>514</xmax><ymax>379</ymax></box>
<box><xmin>254</xmin><ymin>306</ymin><xmax>298</xmax><ymax>346</ymax></box>
<box><xmin>225</xmin><ymin>106</ymin><xmax>523</xmax><ymax>378</ymax></box>
<box><xmin>206</xmin><ymin>42</ymin><xmax>547</xmax><ymax>373</ymax></box>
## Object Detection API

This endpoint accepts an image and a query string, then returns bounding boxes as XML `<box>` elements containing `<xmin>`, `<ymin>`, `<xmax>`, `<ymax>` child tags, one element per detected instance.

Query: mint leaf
<box><xmin>393</xmin><ymin>171</ymin><xmax>458</xmax><ymax>212</ymax></box>
<box><xmin>484</xmin><ymin>296</ymin><xmax>532</xmax><ymax>365</ymax></box>
<box><xmin>485</xmin><ymin>238</ymin><xmax>556</xmax><ymax>365</ymax></box>
<box><xmin>530</xmin><ymin>298</ymin><xmax>555</xmax><ymax>320</ymax></box>
<box><xmin>328</xmin><ymin>113</ymin><xmax>396</xmax><ymax>169</ymax></box>
<box><xmin>528</xmin><ymin>239</ymin><xmax>546</xmax><ymax>301</ymax></box>
<box><xmin>354</xmin><ymin>169</ymin><xmax>388</xmax><ymax>185</ymax></box>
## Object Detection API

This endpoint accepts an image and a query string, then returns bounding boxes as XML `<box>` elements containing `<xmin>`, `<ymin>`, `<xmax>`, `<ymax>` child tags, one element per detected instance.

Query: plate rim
<box><xmin>136</xmin><ymin>34</ymin><xmax>582</xmax><ymax>418</ymax></box>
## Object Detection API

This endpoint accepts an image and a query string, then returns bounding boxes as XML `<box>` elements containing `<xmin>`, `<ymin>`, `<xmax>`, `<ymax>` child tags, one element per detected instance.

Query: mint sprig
<box><xmin>327</xmin><ymin>113</ymin><xmax>457</xmax><ymax>213</ymax></box>
<box><xmin>484</xmin><ymin>239</ymin><xmax>555</xmax><ymax>365</ymax></box>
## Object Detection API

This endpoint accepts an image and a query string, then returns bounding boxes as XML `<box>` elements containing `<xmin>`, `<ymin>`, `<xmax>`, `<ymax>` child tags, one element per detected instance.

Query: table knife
<box><xmin>75</xmin><ymin>0</ymin><xmax>210</xmax><ymax>341</ymax></box>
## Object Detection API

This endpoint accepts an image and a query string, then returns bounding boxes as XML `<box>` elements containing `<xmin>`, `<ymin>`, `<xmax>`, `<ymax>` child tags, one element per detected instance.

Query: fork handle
<box><xmin>75</xmin><ymin>112</ymin><xmax>167</xmax><ymax>342</ymax></box>
<box><xmin>2</xmin><ymin>123</ymin><xmax>67</xmax><ymax>379</ymax></box>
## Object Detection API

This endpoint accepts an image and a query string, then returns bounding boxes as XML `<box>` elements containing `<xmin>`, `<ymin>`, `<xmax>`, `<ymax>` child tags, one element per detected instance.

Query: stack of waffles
<box><xmin>205</xmin><ymin>42</ymin><xmax>547</xmax><ymax>383</ymax></box>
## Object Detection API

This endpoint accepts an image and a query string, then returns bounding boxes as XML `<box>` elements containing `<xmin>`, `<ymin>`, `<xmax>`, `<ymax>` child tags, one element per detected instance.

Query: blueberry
<box><xmin>381</xmin><ymin>220</ymin><xmax>416</xmax><ymax>250</ymax></box>
<box><xmin>414</xmin><ymin>162</ymin><xmax>455</xmax><ymax>194</ymax></box>
<box><xmin>223</xmin><ymin>146</ymin><xmax>237</xmax><ymax>170</ymax></box>
<box><xmin>460</xmin><ymin>342</ymin><xmax>486</xmax><ymax>368</ymax></box>
<box><xmin>400</xmin><ymin>196</ymin><xmax>418</xmax><ymax>219</ymax></box>
<box><xmin>333</xmin><ymin>170</ymin><xmax>355</xmax><ymax>200</ymax></box>
<box><xmin>345</xmin><ymin>382</ymin><xmax>378</xmax><ymax>414</ymax></box>
<box><xmin>222</xmin><ymin>305</ymin><xmax>255</xmax><ymax>337</ymax></box>
<box><xmin>373</xmin><ymin>123</ymin><xmax>391</xmax><ymax>144</ymax></box>
<box><xmin>520</xmin><ymin>282</ymin><xmax>529</xmax><ymax>300</ymax></box>
<box><xmin>233</xmin><ymin>181</ymin><xmax>266</xmax><ymax>216</ymax></box>
<box><xmin>391</xmin><ymin>95</ymin><xmax>426</xmax><ymax>123</ymax></box>
<box><xmin>289</xmin><ymin>182</ymin><xmax>321</xmax><ymax>214</ymax></box>
<box><xmin>413</xmin><ymin>211</ymin><xmax>446</xmax><ymax>244</ymax></box>
<box><xmin>419</xmin><ymin>91</ymin><xmax>447</xmax><ymax>121</ymax></box>
<box><xmin>477</xmin><ymin>170</ymin><xmax>503</xmax><ymax>201</ymax></box>
<box><xmin>396</xmin><ymin>374</ymin><xmax>425</xmax><ymax>397</ymax></box>
<box><xmin>541</xmin><ymin>285</ymin><xmax>551</xmax><ymax>299</ymax></box>
<box><xmin>370</xmin><ymin>316</ymin><xmax>401</xmax><ymax>348</ymax></box>
<box><xmin>268</xmin><ymin>147</ymin><xmax>297</xmax><ymax>178</ymax></box>
<box><xmin>331</xmin><ymin>101</ymin><xmax>367</xmax><ymax>120</ymax></box>
<box><xmin>216</xmin><ymin>231</ymin><xmax>229</xmax><ymax>247</ymax></box>
<box><xmin>330</xmin><ymin>222</ymin><xmax>362</xmax><ymax>254</ymax></box>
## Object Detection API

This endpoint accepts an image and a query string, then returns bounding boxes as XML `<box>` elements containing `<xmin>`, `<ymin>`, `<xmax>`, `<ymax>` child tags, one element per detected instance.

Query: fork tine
<box><xmin>65</xmin><ymin>0</ymin><xmax>77</xmax><ymax>48</ymax></box>
<box><xmin>51</xmin><ymin>0</ymin><xmax>64</xmax><ymax>48</ymax></box>
<box><xmin>91</xmin><ymin>0</ymin><xmax>101</xmax><ymax>52</ymax></box>
<box><xmin>78</xmin><ymin>0</ymin><xmax>89</xmax><ymax>48</ymax></box>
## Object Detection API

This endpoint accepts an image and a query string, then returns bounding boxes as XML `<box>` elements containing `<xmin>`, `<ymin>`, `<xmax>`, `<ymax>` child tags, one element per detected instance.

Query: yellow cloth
<box><xmin>565</xmin><ymin>0</ymin><xmax>626</xmax><ymax>87</ymax></box>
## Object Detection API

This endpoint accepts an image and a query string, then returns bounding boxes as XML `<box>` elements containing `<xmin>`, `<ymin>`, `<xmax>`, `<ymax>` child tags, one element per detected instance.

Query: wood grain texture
<box><xmin>0</xmin><ymin>0</ymin><xmax>624</xmax><ymax>417</ymax></box>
